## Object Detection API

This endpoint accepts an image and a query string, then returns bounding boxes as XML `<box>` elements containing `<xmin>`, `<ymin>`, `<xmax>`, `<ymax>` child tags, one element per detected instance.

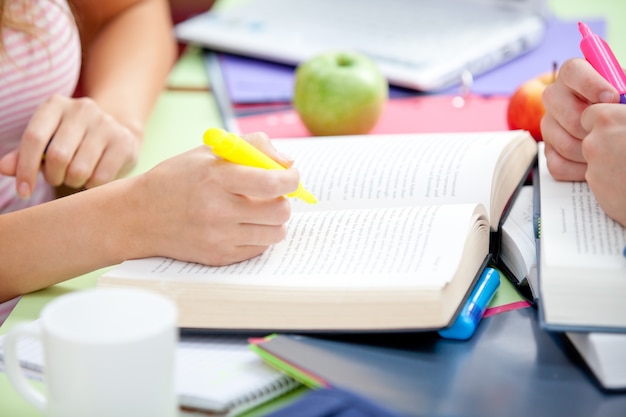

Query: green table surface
<box><xmin>1</xmin><ymin>2</ymin><xmax>625</xmax><ymax>415</ymax></box>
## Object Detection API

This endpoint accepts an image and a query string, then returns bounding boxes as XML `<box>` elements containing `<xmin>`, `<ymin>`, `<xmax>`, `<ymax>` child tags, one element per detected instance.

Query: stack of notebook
<box><xmin>0</xmin><ymin>331</ymin><xmax>300</xmax><ymax>416</ymax></box>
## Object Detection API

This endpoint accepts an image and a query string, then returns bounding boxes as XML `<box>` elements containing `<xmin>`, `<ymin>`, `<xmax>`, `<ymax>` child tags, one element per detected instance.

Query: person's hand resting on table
<box><xmin>0</xmin><ymin>0</ymin><xmax>176</xmax><ymax>210</ymax></box>
<box><xmin>0</xmin><ymin>95</ymin><xmax>142</xmax><ymax>194</ymax></box>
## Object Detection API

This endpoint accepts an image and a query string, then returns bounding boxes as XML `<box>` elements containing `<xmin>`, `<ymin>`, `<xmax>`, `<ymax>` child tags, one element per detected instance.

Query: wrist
<box><xmin>105</xmin><ymin>174</ymin><xmax>157</xmax><ymax>261</ymax></box>
<box><xmin>120</xmin><ymin>117</ymin><xmax>145</xmax><ymax>141</ymax></box>
<box><xmin>83</xmin><ymin>175</ymin><xmax>154</xmax><ymax>265</ymax></box>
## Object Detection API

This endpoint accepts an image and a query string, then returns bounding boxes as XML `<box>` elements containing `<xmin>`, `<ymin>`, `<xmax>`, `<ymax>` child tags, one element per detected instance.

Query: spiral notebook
<box><xmin>0</xmin><ymin>331</ymin><xmax>300</xmax><ymax>416</ymax></box>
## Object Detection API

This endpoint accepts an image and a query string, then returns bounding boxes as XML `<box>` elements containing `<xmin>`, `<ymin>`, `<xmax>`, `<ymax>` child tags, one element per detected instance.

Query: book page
<box><xmin>500</xmin><ymin>185</ymin><xmax>537</xmax><ymax>286</ymax></box>
<box><xmin>105</xmin><ymin>204</ymin><xmax>488</xmax><ymax>290</ymax></box>
<box><xmin>539</xmin><ymin>146</ymin><xmax>626</xmax><ymax>268</ymax></box>
<box><xmin>277</xmin><ymin>131</ymin><xmax>523</xmax><ymax>219</ymax></box>
<box><xmin>538</xmin><ymin>145</ymin><xmax>626</xmax><ymax>330</ymax></box>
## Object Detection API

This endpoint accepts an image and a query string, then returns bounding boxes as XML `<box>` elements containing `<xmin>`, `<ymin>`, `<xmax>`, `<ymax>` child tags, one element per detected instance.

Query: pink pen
<box><xmin>578</xmin><ymin>21</ymin><xmax>626</xmax><ymax>104</ymax></box>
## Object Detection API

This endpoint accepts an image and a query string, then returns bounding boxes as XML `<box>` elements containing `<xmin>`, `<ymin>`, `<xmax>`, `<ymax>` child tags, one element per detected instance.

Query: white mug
<box><xmin>3</xmin><ymin>288</ymin><xmax>179</xmax><ymax>417</ymax></box>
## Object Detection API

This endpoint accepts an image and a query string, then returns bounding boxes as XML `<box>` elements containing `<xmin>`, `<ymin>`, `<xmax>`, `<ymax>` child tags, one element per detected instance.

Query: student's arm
<box><xmin>0</xmin><ymin>141</ymin><xmax>299</xmax><ymax>303</ymax></box>
<box><xmin>75</xmin><ymin>0</ymin><xmax>177</xmax><ymax>141</ymax></box>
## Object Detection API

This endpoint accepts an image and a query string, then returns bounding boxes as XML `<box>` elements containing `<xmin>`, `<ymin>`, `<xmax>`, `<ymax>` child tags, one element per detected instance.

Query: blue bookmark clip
<box><xmin>438</xmin><ymin>267</ymin><xmax>500</xmax><ymax>341</ymax></box>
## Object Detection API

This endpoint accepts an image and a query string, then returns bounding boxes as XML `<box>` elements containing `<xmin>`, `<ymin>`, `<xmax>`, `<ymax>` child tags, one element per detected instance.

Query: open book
<box><xmin>537</xmin><ymin>143</ymin><xmax>626</xmax><ymax>331</ymax></box>
<box><xmin>98</xmin><ymin>131</ymin><xmax>537</xmax><ymax>331</ymax></box>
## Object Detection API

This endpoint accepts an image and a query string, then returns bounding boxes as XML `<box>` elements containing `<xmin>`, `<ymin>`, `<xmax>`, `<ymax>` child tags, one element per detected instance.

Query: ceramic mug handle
<box><xmin>3</xmin><ymin>321</ymin><xmax>47</xmax><ymax>412</ymax></box>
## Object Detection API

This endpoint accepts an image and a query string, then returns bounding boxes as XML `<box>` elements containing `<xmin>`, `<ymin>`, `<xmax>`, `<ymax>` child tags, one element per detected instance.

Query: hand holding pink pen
<box><xmin>578</xmin><ymin>21</ymin><xmax>626</xmax><ymax>104</ymax></box>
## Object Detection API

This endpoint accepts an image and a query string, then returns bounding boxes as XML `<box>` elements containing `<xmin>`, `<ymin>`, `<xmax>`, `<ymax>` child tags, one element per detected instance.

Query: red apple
<box><xmin>507</xmin><ymin>70</ymin><xmax>557</xmax><ymax>141</ymax></box>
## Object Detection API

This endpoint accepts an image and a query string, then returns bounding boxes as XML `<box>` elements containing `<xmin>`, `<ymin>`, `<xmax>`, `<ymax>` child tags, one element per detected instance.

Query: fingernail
<box><xmin>278</xmin><ymin>152</ymin><xmax>294</xmax><ymax>163</ymax></box>
<box><xmin>599</xmin><ymin>91</ymin><xmax>616</xmax><ymax>103</ymax></box>
<box><xmin>17</xmin><ymin>181</ymin><xmax>31</xmax><ymax>198</ymax></box>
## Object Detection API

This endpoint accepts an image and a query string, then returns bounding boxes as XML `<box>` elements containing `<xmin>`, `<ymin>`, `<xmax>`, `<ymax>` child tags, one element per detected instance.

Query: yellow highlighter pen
<box><xmin>203</xmin><ymin>128</ymin><xmax>317</xmax><ymax>204</ymax></box>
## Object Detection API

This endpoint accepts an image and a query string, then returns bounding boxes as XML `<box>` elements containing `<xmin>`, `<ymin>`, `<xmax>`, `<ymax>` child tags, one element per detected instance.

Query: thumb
<box><xmin>0</xmin><ymin>150</ymin><xmax>18</xmax><ymax>177</ymax></box>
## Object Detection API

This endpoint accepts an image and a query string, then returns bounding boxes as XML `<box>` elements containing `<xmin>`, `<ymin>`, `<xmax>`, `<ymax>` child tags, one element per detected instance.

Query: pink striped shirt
<box><xmin>0</xmin><ymin>0</ymin><xmax>81</xmax><ymax>213</ymax></box>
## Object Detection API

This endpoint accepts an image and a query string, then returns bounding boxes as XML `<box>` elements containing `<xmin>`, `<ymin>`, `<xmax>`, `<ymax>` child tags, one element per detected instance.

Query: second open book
<box><xmin>98</xmin><ymin>130</ymin><xmax>537</xmax><ymax>331</ymax></box>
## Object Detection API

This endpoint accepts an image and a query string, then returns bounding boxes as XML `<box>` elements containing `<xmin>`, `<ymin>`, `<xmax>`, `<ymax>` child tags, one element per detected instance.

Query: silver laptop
<box><xmin>175</xmin><ymin>0</ymin><xmax>549</xmax><ymax>92</ymax></box>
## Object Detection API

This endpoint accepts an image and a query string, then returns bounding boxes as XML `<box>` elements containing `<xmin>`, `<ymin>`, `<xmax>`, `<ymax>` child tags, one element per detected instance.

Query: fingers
<box><xmin>542</xmin><ymin>59</ymin><xmax>620</xmax><ymax>143</ymax></box>
<box><xmin>158</xmin><ymin>222</ymin><xmax>289</xmax><ymax>267</ymax></box>
<box><xmin>200</xmin><ymin>176</ymin><xmax>293</xmax><ymax>228</ymax></box>
<box><xmin>13</xmin><ymin>96</ymin><xmax>140</xmax><ymax>196</ymax></box>
<box><xmin>575</xmin><ymin>100</ymin><xmax>626</xmax><ymax>227</ymax></box>
<box><xmin>540</xmin><ymin>112</ymin><xmax>585</xmax><ymax>164</ymax></box>
<box><xmin>543</xmin><ymin>141</ymin><xmax>586</xmax><ymax>181</ymax></box>
<box><xmin>179</xmin><ymin>222</ymin><xmax>290</xmax><ymax>267</ymax></box>
<box><xmin>64</xmin><ymin>115</ymin><xmax>138</xmax><ymax>189</ymax></box>
<box><xmin>230</xmin><ymin>194</ymin><xmax>293</xmax><ymax>227</ymax></box>
<box><xmin>41</xmin><ymin>103</ymin><xmax>98</xmax><ymax>187</ymax></box>
<box><xmin>215</xmin><ymin>159</ymin><xmax>301</xmax><ymax>200</ymax></box>
<box><xmin>539</xmin><ymin>58</ymin><xmax>621</xmax><ymax>183</ymax></box>
<box><xmin>14</xmin><ymin>98</ymin><xmax>65</xmax><ymax>197</ymax></box>
<box><xmin>580</xmin><ymin>102</ymin><xmax>626</xmax><ymax>135</ymax></box>
<box><xmin>242</xmin><ymin>131</ymin><xmax>295</xmax><ymax>168</ymax></box>
<box><xmin>558</xmin><ymin>58</ymin><xmax>619</xmax><ymax>105</ymax></box>
<box><xmin>208</xmin><ymin>131</ymin><xmax>301</xmax><ymax>199</ymax></box>
<box><xmin>0</xmin><ymin>150</ymin><xmax>35</xmax><ymax>199</ymax></box>
<box><xmin>580</xmin><ymin>103</ymin><xmax>626</xmax><ymax>171</ymax></box>
<box><xmin>541</xmin><ymin>83</ymin><xmax>587</xmax><ymax>142</ymax></box>
<box><xmin>83</xmin><ymin>141</ymin><xmax>134</xmax><ymax>189</ymax></box>
<box><xmin>542</xmin><ymin>76</ymin><xmax>589</xmax><ymax>142</ymax></box>
<box><xmin>0</xmin><ymin>150</ymin><xmax>18</xmax><ymax>177</ymax></box>
<box><xmin>42</xmin><ymin>98</ymin><xmax>120</xmax><ymax>188</ymax></box>
<box><xmin>204</xmin><ymin>245</ymin><xmax>269</xmax><ymax>267</ymax></box>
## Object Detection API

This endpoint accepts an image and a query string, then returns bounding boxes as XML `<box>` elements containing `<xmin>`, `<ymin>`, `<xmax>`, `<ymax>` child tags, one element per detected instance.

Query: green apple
<box><xmin>293</xmin><ymin>51</ymin><xmax>388</xmax><ymax>136</ymax></box>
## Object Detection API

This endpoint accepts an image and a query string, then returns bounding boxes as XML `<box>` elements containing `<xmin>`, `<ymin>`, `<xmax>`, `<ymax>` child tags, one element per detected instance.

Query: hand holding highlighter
<box><xmin>578</xmin><ymin>21</ymin><xmax>626</xmax><ymax>104</ymax></box>
<box><xmin>203</xmin><ymin>128</ymin><xmax>317</xmax><ymax>204</ymax></box>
